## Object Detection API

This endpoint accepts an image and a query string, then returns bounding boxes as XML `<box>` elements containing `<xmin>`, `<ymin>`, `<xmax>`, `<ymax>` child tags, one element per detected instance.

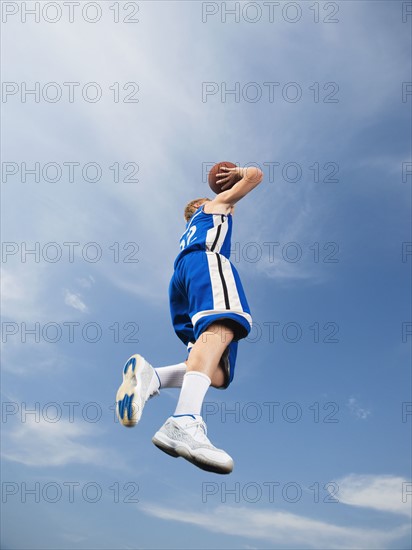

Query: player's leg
<box><xmin>154</xmin><ymin>362</ymin><xmax>187</xmax><ymax>388</ymax></box>
<box><xmin>174</xmin><ymin>322</ymin><xmax>233</xmax><ymax>416</ymax></box>
<box><xmin>117</xmin><ymin>330</ymin><xmax>227</xmax><ymax>425</ymax></box>
<box><xmin>154</xmin><ymin>338</ymin><xmax>230</xmax><ymax>389</ymax></box>
<box><xmin>186</xmin><ymin>323</ymin><xmax>233</xmax><ymax>383</ymax></box>
<box><xmin>116</xmin><ymin>355</ymin><xmax>192</xmax><ymax>427</ymax></box>
<box><xmin>152</xmin><ymin>322</ymin><xmax>235</xmax><ymax>474</ymax></box>
<box><xmin>152</xmin><ymin>342</ymin><xmax>229</xmax><ymax>390</ymax></box>
<box><xmin>177</xmin><ymin>252</ymin><xmax>251</xmax><ymax>398</ymax></box>
<box><xmin>153</xmin><ymin>268</ymin><xmax>198</xmax><ymax>390</ymax></box>
<box><xmin>116</xmin><ymin>265</ymin><xmax>196</xmax><ymax>427</ymax></box>
<box><xmin>152</xmin><ymin>254</ymin><xmax>250</xmax><ymax>473</ymax></box>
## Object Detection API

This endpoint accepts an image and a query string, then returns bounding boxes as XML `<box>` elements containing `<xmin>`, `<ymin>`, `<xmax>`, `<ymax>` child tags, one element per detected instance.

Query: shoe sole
<box><xmin>152</xmin><ymin>432</ymin><xmax>233</xmax><ymax>475</ymax></box>
<box><xmin>116</xmin><ymin>354</ymin><xmax>156</xmax><ymax>428</ymax></box>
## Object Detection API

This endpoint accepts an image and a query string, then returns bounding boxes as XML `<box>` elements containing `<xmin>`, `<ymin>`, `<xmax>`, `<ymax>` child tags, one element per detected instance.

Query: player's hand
<box><xmin>215</xmin><ymin>166</ymin><xmax>242</xmax><ymax>191</ymax></box>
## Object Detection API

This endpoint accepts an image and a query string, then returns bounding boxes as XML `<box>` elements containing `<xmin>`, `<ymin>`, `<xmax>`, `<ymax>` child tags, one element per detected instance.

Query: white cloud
<box><xmin>2</xmin><ymin>417</ymin><xmax>126</xmax><ymax>469</ymax></box>
<box><xmin>335</xmin><ymin>474</ymin><xmax>412</xmax><ymax>518</ymax></box>
<box><xmin>76</xmin><ymin>275</ymin><xmax>95</xmax><ymax>288</ymax></box>
<box><xmin>347</xmin><ymin>397</ymin><xmax>371</xmax><ymax>420</ymax></box>
<box><xmin>64</xmin><ymin>289</ymin><xmax>88</xmax><ymax>313</ymax></box>
<box><xmin>1</xmin><ymin>265</ymin><xmax>49</xmax><ymax>321</ymax></box>
<box><xmin>142</xmin><ymin>503</ymin><xmax>410</xmax><ymax>550</ymax></box>
<box><xmin>1</xmin><ymin>265</ymin><xmax>92</xmax><ymax>322</ymax></box>
<box><xmin>1</xmin><ymin>338</ymin><xmax>68</xmax><ymax>376</ymax></box>
<box><xmin>1</xmin><ymin>266</ymin><xmax>23</xmax><ymax>302</ymax></box>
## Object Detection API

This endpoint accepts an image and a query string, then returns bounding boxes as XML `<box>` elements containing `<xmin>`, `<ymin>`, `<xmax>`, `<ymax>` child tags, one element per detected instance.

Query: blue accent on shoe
<box><xmin>126</xmin><ymin>394</ymin><xmax>134</xmax><ymax>419</ymax></box>
<box><xmin>123</xmin><ymin>357</ymin><xmax>136</xmax><ymax>375</ymax></box>
<box><xmin>118</xmin><ymin>394</ymin><xmax>134</xmax><ymax>420</ymax></box>
<box><xmin>154</xmin><ymin>369</ymin><xmax>162</xmax><ymax>389</ymax></box>
<box><xmin>118</xmin><ymin>398</ymin><xmax>124</xmax><ymax>418</ymax></box>
<box><xmin>172</xmin><ymin>414</ymin><xmax>196</xmax><ymax>420</ymax></box>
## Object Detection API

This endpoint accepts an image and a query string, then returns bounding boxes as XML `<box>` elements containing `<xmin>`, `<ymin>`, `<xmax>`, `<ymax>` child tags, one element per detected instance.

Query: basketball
<box><xmin>208</xmin><ymin>161</ymin><xmax>241</xmax><ymax>194</ymax></box>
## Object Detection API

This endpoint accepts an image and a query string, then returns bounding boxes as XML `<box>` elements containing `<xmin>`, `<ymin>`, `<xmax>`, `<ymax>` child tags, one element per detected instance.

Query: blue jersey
<box><xmin>174</xmin><ymin>205</ymin><xmax>232</xmax><ymax>268</ymax></box>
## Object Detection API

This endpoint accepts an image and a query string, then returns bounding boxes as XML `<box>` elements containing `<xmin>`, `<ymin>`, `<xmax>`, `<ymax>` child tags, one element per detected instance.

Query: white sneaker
<box><xmin>116</xmin><ymin>354</ymin><xmax>159</xmax><ymax>427</ymax></box>
<box><xmin>152</xmin><ymin>415</ymin><xmax>234</xmax><ymax>474</ymax></box>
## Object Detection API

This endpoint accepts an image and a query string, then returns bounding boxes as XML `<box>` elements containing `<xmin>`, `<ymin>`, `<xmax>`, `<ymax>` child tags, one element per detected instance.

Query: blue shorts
<box><xmin>169</xmin><ymin>251</ymin><xmax>252</xmax><ymax>386</ymax></box>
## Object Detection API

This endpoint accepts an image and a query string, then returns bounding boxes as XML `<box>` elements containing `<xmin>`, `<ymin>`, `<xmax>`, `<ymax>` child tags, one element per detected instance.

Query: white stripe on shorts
<box><xmin>206</xmin><ymin>252</ymin><xmax>226</xmax><ymax>310</ymax></box>
<box><xmin>205</xmin><ymin>251</ymin><xmax>243</xmax><ymax>311</ymax></box>
<box><xmin>190</xmin><ymin>252</ymin><xmax>251</xmax><ymax>331</ymax></box>
<box><xmin>191</xmin><ymin>309</ymin><xmax>252</xmax><ymax>329</ymax></box>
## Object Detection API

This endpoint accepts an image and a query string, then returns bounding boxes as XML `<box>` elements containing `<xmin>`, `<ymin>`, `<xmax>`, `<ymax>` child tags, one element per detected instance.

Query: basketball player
<box><xmin>116</xmin><ymin>165</ymin><xmax>263</xmax><ymax>474</ymax></box>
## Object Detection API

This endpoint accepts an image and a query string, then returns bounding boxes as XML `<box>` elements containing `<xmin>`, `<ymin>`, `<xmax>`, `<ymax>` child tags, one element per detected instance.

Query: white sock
<box><xmin>174</xmin><ymin>371</ymin><xmax>211</xmax><ymax>417</ymax></box>
<box><xmin>154</xmin><ymin>362</ymin><xmax>186</xmax><ymax>389</ymax></box>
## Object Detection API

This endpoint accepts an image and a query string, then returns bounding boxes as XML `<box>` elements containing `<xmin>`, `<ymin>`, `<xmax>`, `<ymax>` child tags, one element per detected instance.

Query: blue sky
<box><xmin>1</xmin><ymin>1</ymin><xmax>411</xmax><ymax>548</ymax></box>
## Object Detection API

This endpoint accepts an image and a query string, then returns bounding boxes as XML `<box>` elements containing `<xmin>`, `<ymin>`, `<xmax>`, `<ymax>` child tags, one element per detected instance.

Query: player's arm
<box><xmin>212</xmin><ymin>166</ymin><xmax>263</xmax><ymax>207</ymax></box>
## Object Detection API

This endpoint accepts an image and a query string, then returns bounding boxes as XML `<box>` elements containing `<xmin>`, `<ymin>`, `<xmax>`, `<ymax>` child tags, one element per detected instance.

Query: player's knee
<box><xmin>211</xmin><ymin>367</ymin><xmax>226</xmax><ymax>388</ymax></box>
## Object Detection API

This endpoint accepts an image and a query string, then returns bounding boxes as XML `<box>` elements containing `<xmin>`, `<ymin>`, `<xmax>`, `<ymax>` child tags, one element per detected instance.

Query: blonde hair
<box><xmin>184</xmin><ymin>197</ymin><xmax>211</xmax><ymax>222</ymax></box>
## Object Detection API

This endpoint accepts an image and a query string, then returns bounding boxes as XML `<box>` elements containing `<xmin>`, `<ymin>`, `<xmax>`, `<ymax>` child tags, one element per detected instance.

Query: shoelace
<box><xmin>190</xmin><ymin>420</ymin><xmax>210</xmax><ymax>443</ymax></box>
<box><xmin>171</xmin><ymin>417</ymin><xmax>210</xmax><ymax>440</ymax></box>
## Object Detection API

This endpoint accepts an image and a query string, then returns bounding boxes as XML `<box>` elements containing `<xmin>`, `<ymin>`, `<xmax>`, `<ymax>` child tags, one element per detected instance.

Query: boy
<box><xmin>116</xmin><ymin>164</ymin><xmax>263</xmax><ymax>474</ymax></box>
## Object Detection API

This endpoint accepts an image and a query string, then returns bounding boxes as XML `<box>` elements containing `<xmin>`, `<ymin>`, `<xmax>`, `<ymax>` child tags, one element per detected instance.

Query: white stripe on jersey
<box><xmin>205</xmin><ymin>215</ymin><xmax>229</xmax><ymax>253</ymax></box>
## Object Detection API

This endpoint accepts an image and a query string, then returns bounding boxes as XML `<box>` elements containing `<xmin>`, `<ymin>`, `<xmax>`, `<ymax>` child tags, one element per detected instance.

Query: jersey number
<box><xmin>180</xmin><ymin>226</ymin><xmax>197</xmax><ymax>250</ymax></box>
